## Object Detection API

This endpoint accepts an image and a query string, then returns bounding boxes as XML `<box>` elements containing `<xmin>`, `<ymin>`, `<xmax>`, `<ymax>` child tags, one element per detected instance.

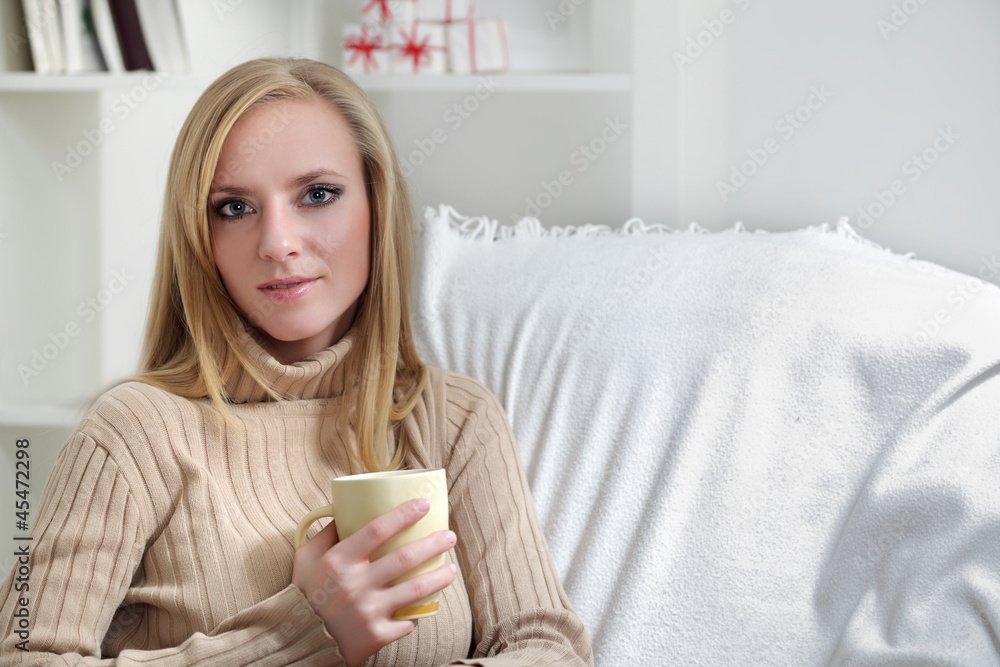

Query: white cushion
<box><xmin>412</xmin><ymin>205</ymin><xmax>1000</xmax><ymax>665</ymax></box>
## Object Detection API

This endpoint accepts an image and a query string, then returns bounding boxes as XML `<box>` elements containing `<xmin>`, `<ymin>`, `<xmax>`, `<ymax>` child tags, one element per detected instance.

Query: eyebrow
<box><xmin>209</xmin><ymin>168</ymin><xmax>347</xmax><ymax>196</ymax></box>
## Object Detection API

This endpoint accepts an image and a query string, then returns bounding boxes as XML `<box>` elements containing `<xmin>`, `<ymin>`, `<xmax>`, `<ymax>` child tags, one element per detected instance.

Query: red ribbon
<box><xmin>462</xmin><ymin>18</ymin><xmax>508</xmax><ymax>73</ymax></box>
<box><xmin>395</xmin><ymin>24</ymin><xmax>445</xmax><ymax>73</ymax></box>
<box><xmin>362</xmin><ymin>0</ymin><xmax>417</xmax><ymax>24</ymax></box>
<box><xmin>361</xmin><ymin>0</ymin><xmax>392</xmax><ymax>24</ymax></box>
<box><xmin>451</xmin><ymin>0</ymin><xmax>476</xmax><ymax>23</ymax></box>
<box><xmin>344</xmin><ymin>25</ymin><xmax>386</xmax><ymax>74</ymax></box>
<box><xmin>467</xmin><ymin>18</ymin><xmax>476</xmax><ymax>73</ymax></box>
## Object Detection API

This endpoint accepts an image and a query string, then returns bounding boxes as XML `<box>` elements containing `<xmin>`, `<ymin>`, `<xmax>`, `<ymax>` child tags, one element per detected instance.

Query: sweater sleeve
<box><xmin>0</xmin><ymin>432</ymin><xmax>345</xmax><ymax>666</ymax></box>
<box><xmin>442</xmin><ymin>375</ymin><xmax>594</xmax><ymax>666</ymax></box>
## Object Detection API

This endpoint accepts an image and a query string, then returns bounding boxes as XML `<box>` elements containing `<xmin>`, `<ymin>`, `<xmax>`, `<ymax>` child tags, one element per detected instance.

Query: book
<box><xmin>59</xmin><ymin>0</ymin><xmax>106</xmax><ymax>72</ymax></box>
<box><xmin>109</xmin><ymin>0</ymin><xmax>151</xmax><ymax>70</ymax></box>
<box><xmin>89</xmin><ymin>0</ymin><xmax>123</xmax><ymax>72</ymax></box>
<box><xmin>0</xmin><ymin>1</ymin><xmax>34</xmax><ymax>71</ymax></box>
<box><xmin>21</xmin><ymin>0</ymin><xmax>53</xmax><ymax>72</ymax></box>
<box><xmin>40</xmin><ymin>0</ymin><xmax>66</xmax><ymax>72</ymax></box>
<box><xmin>134</xmin><ymin>0</ymin><xmax>188</xmax><ymax>74</ymax></box>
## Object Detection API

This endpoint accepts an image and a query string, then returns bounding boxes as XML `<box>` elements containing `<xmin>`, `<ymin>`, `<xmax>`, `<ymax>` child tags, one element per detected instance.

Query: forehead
<box><xmin>214</xmin><ymin>96</ymin><xmax>363</xmax><ymax>182</ymax></box>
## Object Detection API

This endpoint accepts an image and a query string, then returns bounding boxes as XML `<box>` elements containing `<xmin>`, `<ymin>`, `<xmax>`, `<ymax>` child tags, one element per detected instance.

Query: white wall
<box><xmin>4</xmin><ymin>0</ymin><xmax>997</xmax><ymax>409</ymax></box>
<box><xmin>658</xmin><ymin>0</ymin><xmax>1000</xmax><ymax>278</ymax></box>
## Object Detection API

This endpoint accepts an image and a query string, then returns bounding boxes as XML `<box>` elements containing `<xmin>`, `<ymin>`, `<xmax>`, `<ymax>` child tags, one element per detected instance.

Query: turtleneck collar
<box><xmin>224</xmin><ymin>325</ymin><xmax>357</xmax><ymax>404</ymax></box>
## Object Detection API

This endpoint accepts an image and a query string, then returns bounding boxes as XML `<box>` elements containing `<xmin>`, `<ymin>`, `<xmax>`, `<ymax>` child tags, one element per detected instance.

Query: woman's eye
<box><xmin>215</xmin><ymin>199</ymin><xmax>253</xmax><ymax>219</ymax></box>
<box><xmin>303</xmin><ymin>186</ymin><xmax>342</xmax><ymax>206</ymax></box>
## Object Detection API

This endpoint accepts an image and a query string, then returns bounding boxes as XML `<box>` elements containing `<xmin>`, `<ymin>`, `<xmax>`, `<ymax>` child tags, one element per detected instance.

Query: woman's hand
<box><xmin>291</xmin><ymin>498</ymin><xmax>458</xmax><ymax>667</ymax></box>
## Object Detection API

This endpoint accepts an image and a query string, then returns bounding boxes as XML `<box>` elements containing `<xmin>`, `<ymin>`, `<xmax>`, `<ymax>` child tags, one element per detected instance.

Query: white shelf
<box><xmin>0</xmin><ymin>72</ymin><xmax>211</xmax><ymax>92</ymax></box>
<box><xmin>353</xmin><ymin>73</ymin><xmax>631</xmax><ymax>93</ymax></box>
<box><xmin>0</xmin><ymin>405</ymin><xmax>84</xmax><ymax>429</ymax></box>
<box><xmin>0</xmin><ymin>72</ymin><xmax>631</xmax><ymax>94</ymax></box>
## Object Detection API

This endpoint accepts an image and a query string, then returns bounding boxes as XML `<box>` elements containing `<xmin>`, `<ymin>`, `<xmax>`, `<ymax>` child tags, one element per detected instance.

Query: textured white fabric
<box><xmin>412</xmin><ymin>205</ymin><xmax>1000</xmax><ymax>666</ymax></box>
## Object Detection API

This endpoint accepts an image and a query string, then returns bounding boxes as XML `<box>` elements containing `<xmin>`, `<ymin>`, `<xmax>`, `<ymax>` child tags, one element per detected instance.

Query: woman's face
<box><xmin>209</xmin><ymin>96</ymin><xmax>371</xmax><ymax>364</ymax></box>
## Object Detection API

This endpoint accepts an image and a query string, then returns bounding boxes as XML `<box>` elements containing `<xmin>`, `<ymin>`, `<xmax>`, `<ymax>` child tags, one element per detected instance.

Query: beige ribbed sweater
<box><xmin>0</xmin><ymin>328</ymin><xmax>593</xmax><ymax>666</ymax></box>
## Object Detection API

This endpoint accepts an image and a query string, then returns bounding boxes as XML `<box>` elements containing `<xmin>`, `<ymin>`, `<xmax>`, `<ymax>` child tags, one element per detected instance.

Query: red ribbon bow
<box><xmin>344</xmin><ymin>25</ymin><xmax>386</xmax><ymax>74</ymax></box>
<box><xmin>396</xmin><ymin>24</ymin><xmax>445</xmax><ymax>73</ymax></box>
<box><xmin>361</xmin><ymin>0</ymin><xmax>393</xmax><ymax>24</ymax></box>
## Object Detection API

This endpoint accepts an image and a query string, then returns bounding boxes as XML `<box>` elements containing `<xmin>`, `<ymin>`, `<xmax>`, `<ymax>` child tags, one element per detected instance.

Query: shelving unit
<box><xmin>0</xmin><ymin>72</ymin><xmax>631</xmax><ymax>94</ymax></box>
<box><xmin>0</xmin><ymin>72</ymin><xmax>211</xmax><ymax>91</ymax></box>
<box><xmin>346</xmin><ymin>73</ymin><xmax>631</xmax><ymax>93</ymax></box>
<box><xmin>0</xmin><ymin>0</ymin><xmax>636</xmax><ymax>433</ymax></box>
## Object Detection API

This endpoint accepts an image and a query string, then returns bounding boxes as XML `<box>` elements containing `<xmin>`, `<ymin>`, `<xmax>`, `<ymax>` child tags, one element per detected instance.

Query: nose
<box><xmin>257</xmin><ymin>202</ymin><xmax>302</xmax><ymax>262</ymax></box>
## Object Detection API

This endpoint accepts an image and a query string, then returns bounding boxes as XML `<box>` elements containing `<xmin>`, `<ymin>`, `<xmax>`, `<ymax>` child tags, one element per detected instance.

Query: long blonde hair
<box><xmin>138</xmin><ymin>58</ymin><xmax>427</xmax><ymax>472</ymax></box>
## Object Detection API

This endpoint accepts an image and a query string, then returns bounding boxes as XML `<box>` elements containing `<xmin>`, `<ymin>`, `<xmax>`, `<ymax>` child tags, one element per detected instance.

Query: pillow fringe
<box><xmin>424</xmin><ymin>205</ymin><xmax>914</xmax><ymax>260</ymax></box>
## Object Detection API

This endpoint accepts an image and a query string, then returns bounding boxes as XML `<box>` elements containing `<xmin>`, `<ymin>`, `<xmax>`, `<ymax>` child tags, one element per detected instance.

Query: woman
<box><xmin>0</xmin><ymin>58</ymin><xmax>592</xmax><ymax>666</ymax></box>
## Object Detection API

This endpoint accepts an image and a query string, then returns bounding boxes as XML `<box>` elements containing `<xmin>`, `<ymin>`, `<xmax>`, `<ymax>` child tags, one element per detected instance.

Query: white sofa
<box><xmin>412</xmin><ymin>205</ymin><xmax>1000</xmax><ymax>666</ymax></box>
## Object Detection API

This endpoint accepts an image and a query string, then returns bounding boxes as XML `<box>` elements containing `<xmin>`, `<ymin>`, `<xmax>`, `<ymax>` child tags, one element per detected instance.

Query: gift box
<box><xmin>342</xmin><ymin>23</ymin><xmax>391</xmax><ymax>75</ymax></box>
<box><xmin>361</xmin><ymin>0</ymin><xmax>417</xmax><ymax>26</ymax></box>
<box><xmin>446</xmin><ymin>18</ymin><xmax>509</xmax><ymax>74</ymax></box>
<box><xmin>391</xmin><ymin>22</ymin><xmax>448</xmax><ymax>75</ymax></box>
<box><xmin>416</xmin><ymin>0</ymin><xmax>476</xmax><ymax>23</ymax></box>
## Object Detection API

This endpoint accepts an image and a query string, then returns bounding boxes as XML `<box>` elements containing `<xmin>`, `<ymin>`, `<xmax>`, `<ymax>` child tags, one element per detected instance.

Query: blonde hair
<box><xmin>138</xmin><ymin>58</ymin><xmax>427</xmax><ymax>472</ymax></box>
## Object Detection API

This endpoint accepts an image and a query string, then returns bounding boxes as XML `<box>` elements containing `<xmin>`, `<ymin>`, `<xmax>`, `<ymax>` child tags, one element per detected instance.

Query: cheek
<box><xmin>351</xmin><ymin>213</ymin><xmax>372</xmax><ymax>282</ymax></box>
<box><xmin>321</xmin><ymin>201</ymin><xmax>371</xmax><ymax>279</ymax></box>
<box><xmin>210</xmin><ymin>229</ymin><xmax>249</xmax><ymax>292</ymax></box>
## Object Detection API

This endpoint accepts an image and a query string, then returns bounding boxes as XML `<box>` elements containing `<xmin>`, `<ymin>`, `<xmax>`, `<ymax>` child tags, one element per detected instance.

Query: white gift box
<box><xmin>342</xmin><ymin>23</ymin><xmax>392</xmax><ymax>75</ymax></box>
<box><xmin>446</xmin><ymin>18</ymin><xmax>509</xmax><ymax>74</ymax></box>
<box><xmin>361</xmin><ymin>0</ymin><xmax>417</xmax><ymax>25</ymax></box>
<box><xmin>416</xmin><ymin>0</ymin><xmax>476</xmax><ymax>23</ymax></box>
<box><xmin>390</xmin><ymin>22</ymin><xmax>448</xmax><ymax>74</ymax></box>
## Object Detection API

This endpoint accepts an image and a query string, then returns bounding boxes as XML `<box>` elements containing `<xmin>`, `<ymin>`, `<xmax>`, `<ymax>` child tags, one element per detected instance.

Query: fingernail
<box><xmin>414</xmin><ymin>498</ymin><xmax>430</xmax><ymax>512</ymax></box>
<box><xmin>445</xmin><ymin>530</ymin><xmax>457</xmax><ymax>545</ymax></box>
<box><xmin>448</xmin><ymin>563</ymin><xmax>457</xmax><ymax>574</ymax></box>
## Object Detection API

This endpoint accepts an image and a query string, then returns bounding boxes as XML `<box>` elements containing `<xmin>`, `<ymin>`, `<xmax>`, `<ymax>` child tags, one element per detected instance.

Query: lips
<box><xmin>258</xmin><ymin>276</ymin><xmax>317</xmax><ymax>302</ymax></box>
<box><xmin>259</xmin><ymin>275</ymin><xmax>313</xmax><ymax>289</ymax></box>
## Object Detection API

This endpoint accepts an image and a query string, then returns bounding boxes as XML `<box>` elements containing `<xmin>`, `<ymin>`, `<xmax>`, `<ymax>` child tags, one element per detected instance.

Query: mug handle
<box><xmin>294</xmin><ymin>503</ymin><xmax>336</xmax><ymax>550</ymax></box>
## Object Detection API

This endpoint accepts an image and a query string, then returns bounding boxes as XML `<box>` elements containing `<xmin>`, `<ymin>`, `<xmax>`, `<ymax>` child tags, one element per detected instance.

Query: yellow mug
<box><xmin>294</xmin><ymin>468</ymin><xmax>449</xmax><ymax>620</ymax></box>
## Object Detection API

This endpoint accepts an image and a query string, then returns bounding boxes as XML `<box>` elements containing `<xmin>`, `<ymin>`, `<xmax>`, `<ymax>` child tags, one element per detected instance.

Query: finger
<box><xmin>384</xmin><ymin>561</ymin><xmax>458</xmax><ymax>612</ymax></box>
<box><xmin>369</xmin><ymin>529</ymin><xmax>457</xmax><ymax>586</ymax></box>
<box><xmin>374</xmin><ymin>618</ymin><xmax>419</xmax><ymax>647</ymax></box>
<box><xmin>339</xmin><ymin>498</ymin><xmax>431</xmax><ymax>562</ymax></box>
<box><xmin>296</xmin><ymin>518</ymin><xmax>339</xmax><ymax>558</ymax></box>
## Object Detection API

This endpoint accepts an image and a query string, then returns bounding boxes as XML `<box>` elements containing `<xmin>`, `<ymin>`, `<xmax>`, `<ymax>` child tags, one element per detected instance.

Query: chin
<box><xmin>265</xmin><ymin>328</ymin><xmax>329</xmax><ymax>344</ymax></box>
